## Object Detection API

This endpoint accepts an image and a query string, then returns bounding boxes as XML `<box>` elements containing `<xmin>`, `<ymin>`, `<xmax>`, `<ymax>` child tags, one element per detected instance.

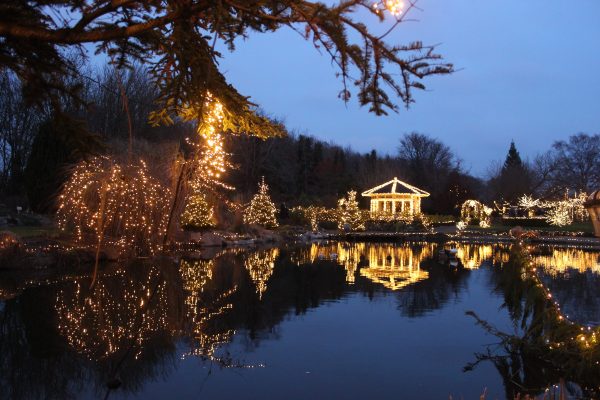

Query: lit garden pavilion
<box><xmin>361</xmin><ymin>177</ymin><xmax>429</xmax><ymax>215</ymax></box>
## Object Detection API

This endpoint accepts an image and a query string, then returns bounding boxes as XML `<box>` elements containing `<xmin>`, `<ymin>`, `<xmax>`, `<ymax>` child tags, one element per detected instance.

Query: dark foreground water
<box><xmin>1</xmin><ymin>242</ymin><xmax>599</xmax><ymax>399</ymax></box>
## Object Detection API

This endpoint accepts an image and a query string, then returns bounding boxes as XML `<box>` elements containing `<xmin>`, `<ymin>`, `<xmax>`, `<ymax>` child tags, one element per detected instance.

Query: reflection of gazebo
<box><xmin>362</xmin><ymin>177</ymin><xmax>429</xmax><ymax>215</ymax></box>
<box><xmin>585</xmin><ymin>191</ymin><xmax>600</xmax><ymax>237</ymax></box>
<box><xmin>359</xmin><ymin>267</ymin><xmax>428</xmax><ymax>291</ymax></box>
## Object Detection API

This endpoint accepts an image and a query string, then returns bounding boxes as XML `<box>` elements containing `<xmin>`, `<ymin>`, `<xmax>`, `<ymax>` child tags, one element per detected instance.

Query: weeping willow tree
<box><xmin>0</xmin><ymin>0</ymin><xmax>453</xmax><ymax>136</ymax></box>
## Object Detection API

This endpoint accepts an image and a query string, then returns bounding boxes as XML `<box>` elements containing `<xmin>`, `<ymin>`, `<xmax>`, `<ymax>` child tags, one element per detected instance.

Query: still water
<box><xmin>1</xmin><ymin>242</ymin><xmax>599</xmax><ymax>399</ymax></box>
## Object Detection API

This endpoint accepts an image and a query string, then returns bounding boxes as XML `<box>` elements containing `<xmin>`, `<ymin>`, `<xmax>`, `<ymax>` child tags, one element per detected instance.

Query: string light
<box><xmin>372</xmin><ymin>0</ymin><xmax>405</xmax><ymax>17</ymax></box>
<box><xmin>180</xmin><ymin>192</ymin><xmax>216</xmax><ymax>230</ymax></box>
<box><xmin>460</xmin><ymin>199</ymin><xmax>492</xmax><ymax>228</ymax></box>
<box><xmin>185</xmin><ymin>92</ymin><xmax>234</xmax><ymax>193</ymax></box>
<box><xmin>243</xmin><ymin>177</ymin><xmax>278</xmax><ymax>228</ymax></box>
<box><xmin>244</xmin><ymin>248</ymin><xmax>279</xmax><ymax>299</ymax></box>
<box><xmin>337</xmin><ymin>190</ymin><xmax>366</xmax><ymax>231</ymax></box>
<box><xmin>57</xmin><ymin>157</ymin><xmax>171</xmax><ymax>256</ymax></box>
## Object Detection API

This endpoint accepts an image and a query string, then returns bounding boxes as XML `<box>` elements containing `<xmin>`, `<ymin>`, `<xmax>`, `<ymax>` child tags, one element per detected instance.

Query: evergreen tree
<box><xmin>24</xmin><ymin>114</ymin><xmax>98</xmax><ymax>212</ymax></box>
<box><xmin>490</xmin><ymin>141</ymin><xmax>532</xmax><ymax>203</ymax></box>
<box><xmin>180</xmin><ymin>193</ymin><xmax>215</xmax><ymax>230</ymax></box>
<box><xmin>337</xmin><ymin>190</ymin><xmax>365</xmax><ymax>231</ymax></box>
<box><xmin>503</xmin><ymin>141</ymin><xmax>523</xmax><ymax>171</ymax></box>
<box><xmin>0</xmin><ymin>1</ymin><xmax>452</xmax><ymax>142</ymax></box>
<box><xmin>244</xmin><ymin>178</ymin><xmax>278</xmax><ymax>228</ymax></box>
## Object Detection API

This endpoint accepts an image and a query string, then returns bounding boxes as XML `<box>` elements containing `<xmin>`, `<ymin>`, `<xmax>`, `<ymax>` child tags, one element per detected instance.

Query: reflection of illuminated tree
<box><xmin>532</xmin><ymin>247</ymin><xmax>600</xmax><ymax>275</ymax></box>
<box><xmin>180</xmin><ymin>258</ymin><xmax>213</xmax><ymax>307</ymax></box>
<box><xmin>470</xmin><ymin>245</ymin><xmax>600</xmax><ymax>398</ymax></box>
<box><xmin>244</xmin><ymin>248</ymin><xmax>279</xmax><ymax>299</ymax></box>
<box><xmin>1</xmin><ymin>260</ymin><xmax>182</xmax><ymax>399</ymax></box>
<box><xmin>55</xmin><ymin>265</ymin><xmax>174</xmax><ymax>361</ymax></box>
<box><xmin>530</xmin><ymin>247</ymin><xmax>600</xmax><ymax>326</ymax></box>
<box><xmin>453</xmin><ymin>243</ymin><xmax>510</xmax><ymax>269</ymax></box>
<box><xmin>179</xmin><ymin>257</ymin><xmax>237</xmax><ymax>363</ymax></box>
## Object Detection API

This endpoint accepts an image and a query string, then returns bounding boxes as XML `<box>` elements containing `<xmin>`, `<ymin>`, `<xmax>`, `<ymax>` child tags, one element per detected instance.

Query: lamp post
<box><xmin>584</xmin><ymin>191</ymin><xmax>600</xmax><ymax>237</ymax></box>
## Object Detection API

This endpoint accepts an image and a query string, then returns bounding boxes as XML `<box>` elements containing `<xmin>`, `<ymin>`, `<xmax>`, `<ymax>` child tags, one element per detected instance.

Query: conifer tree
<box><xmin>180</xmin><ymin>193</ymin><xmax>215</xmax><ymax>230</ymax></box>
<box><xmin>491</xmin><ymin>140</ymin><xmax>531</xmax><ymax>203</ymax></box>
<box><xmin>337</xmin><ymin>190</ymin><xmax>365</xmax><ymax>231</ymax></box>
<box><xmin>0</xmin><ymin>1</ymin><xmax>452</xmax><ymax>135</ymax></box>
<box><xmin>244</xmin><ymin>178</ymin><xmax>278</xmax><ymax>228</ymax></box>
<box><xmin>503</xmin><ymin>141</ymin><xmax>524</xmax><ymax>171</ymax></box>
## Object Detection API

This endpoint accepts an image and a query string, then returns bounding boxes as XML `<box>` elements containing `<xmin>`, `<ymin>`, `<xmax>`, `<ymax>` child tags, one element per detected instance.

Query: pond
<box><xmin>1</xmin><ymin>241</ymin><xmax>600</xmax><ymax>399</ymax></box>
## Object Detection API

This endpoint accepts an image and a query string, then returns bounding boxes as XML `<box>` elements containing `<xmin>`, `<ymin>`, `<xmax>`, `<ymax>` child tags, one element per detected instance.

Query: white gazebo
<box><xmin>361</xmin><ymin>177</ymin><xmax>429</xmax><ymax>215</ymax></box>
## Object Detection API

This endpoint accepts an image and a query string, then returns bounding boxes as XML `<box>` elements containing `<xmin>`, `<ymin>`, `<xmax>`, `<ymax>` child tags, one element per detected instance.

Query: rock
<box><xmin>200</xmin><ymin>232</ymin><xmax>226</xmax><ymax>247</ymax></box>
<box><xmin>509</xmin><ymin>226</ymin><xmax>524</xmax><ymax>238</ymax></box>
<box><xmin>187</xmin><ymin>231</ymin><xmax>204</xmax><ymax>242</ymax></box>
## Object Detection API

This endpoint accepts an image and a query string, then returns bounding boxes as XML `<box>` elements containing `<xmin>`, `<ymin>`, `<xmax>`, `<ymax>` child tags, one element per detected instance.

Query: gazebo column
<box><xmin>391</xmin><ymin>200</ymin><xmax>396</xmax><ymax>214</ymax></box>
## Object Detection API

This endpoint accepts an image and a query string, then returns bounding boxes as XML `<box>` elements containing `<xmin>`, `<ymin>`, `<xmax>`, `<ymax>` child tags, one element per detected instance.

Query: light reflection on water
<box><xmin>0</xmin><ymin>242</ymin><xmax>599</xmax><ymax>399</ymax></box>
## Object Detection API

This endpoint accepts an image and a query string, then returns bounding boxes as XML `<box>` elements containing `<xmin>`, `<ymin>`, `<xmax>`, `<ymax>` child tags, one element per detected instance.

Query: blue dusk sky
<box><xmin>218</xmin><ymin>0</ymin><xmax>600</xmax><ymax>176</ymax></box>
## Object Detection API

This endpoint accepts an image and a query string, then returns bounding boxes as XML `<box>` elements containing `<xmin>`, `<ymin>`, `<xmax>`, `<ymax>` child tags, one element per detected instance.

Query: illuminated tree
<box><xmin>180</xmin><ymin>193</ymin><xmax>215</xmax><ymax>230</ymax></box>
<box><xmin>518</xmin><ymin>194</ymin><xmax>540</xmax><ymax>217</ymax></box>
<box><xmin>544</xmin><ymin>201</ymin><xmax>572</xmax><ymax>227</ymax></box>
<box><xmin>0</xmin><ymin>1</ymin><xmax>452</xmax><ymax>135</ymax></box>
<box><xmin>244</xmin><ymin>178</ymin><xmax>278</xmax><ymax>228</ymax></box>
<box><xmin>337</xmin><ymin>190</ymin><xmax>365</xmax><ymax>231</ymax></box>
<box><xmin>57</xmin><ymin>157</ymin><xmax>171</xmax><ymax>255</ymax></box>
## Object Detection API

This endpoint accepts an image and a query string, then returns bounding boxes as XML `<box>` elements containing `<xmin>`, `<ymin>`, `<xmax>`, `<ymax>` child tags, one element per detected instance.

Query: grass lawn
<box><xmin>467</xmin><ymin>221</ymin><xmax>594</xmax><ymax>235</ymax></box>
<box><xmin>2</xmin><ymin>225</ymin><xmax>61</xmax><ymax>238</ymax></box>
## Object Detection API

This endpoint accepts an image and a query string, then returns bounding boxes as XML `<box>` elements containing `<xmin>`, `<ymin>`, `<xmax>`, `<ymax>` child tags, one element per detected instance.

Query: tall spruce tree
<box><xmin>503</xmin><ymin>141</ymin><xmax>523</xmax><ymax>171</ymax></box>
<box><xmin>491</xmin><ymin>140</ymin><xmax>531</xmax><ymax>203</ymax></box>
<box><xmin>0</xmin><ymin>1</ymin><xmax>453</xmax><ymax>143</ymax></box>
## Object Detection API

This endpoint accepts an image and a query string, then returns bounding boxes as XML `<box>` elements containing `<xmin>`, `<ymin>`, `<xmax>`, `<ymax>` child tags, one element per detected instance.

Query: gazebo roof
<box><xmin>585</xmin><ymin>190</ymin><xmax>600</xmax><ymax>207</ymax></box>
<box><xmin>361</xmin><ymin>177</ymin><xmax>430</xmax><ymax>198</ymax></box>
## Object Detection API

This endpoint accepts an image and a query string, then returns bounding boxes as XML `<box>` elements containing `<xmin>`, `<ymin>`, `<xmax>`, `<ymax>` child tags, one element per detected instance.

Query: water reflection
<box><xmin>244</xmin><ymin>248</ymin><xmax>278</xmax><ymax>299</ymax></box>
<box><xmin>453</xmin><ymin>243</ymin><xmax>510</xmax><ymax>269</ymax></box>
<box><xmin>1</xmin><ymin>242</ymin><xmax>600</xmax><ymax>399</ymax></box>
<box><xmin>531</xmin><ymin>247</ymin><xmax>600</xmax><ymax>326</ymax></box>
<box><xmin>532</xmin><ymin>247</ymin><xmax>600</xmax><ymax>275</ymax></box>
<box><xmin>470</xmin><ymin>245</ymin><xmax>600</xmax><ymax>399</ymax></box>
<box><xmin>306</xmin><ymin>242</ymin><xmax>434</xmax><ymax>289</ymax></box>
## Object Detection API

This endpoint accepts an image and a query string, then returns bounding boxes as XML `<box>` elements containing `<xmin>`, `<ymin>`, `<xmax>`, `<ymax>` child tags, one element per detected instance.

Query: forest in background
<box><xmin>1</xmin><ymin>64</ymin><xmax>599</xmax><ymax>216</ymax></box>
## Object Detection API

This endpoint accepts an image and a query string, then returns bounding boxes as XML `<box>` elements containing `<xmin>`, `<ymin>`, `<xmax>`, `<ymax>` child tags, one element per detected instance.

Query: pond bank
<box><xmin>326</xmin><ymin>231</ymin><xmax>600</xmax><ymax>249</ymax></box>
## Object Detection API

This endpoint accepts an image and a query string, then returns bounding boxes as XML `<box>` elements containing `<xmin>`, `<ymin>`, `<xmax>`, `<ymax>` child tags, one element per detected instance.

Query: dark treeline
<box><xmin>1</xmin><ymin>63</ymin><xmax>599</xmax><ymax>215</ymax></box>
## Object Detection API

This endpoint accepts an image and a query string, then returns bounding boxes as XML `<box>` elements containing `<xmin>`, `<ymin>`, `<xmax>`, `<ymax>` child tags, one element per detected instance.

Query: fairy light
<box><xmin>186</xmin><ymin>92</ymin><xmax>234</xmax><ymax>193</ymax></box>
<box><xmin>337</xmin><ymin>190</ymin><xmax>366</xmax><ymax>231</ymax></box>
<box><xmin>180</xmin><ymin>192</ymin><xmax>216</xmax><ymax>229</ymax></box>
<box><xmin>54</xmin><ymin>265</ymin><xmax>170</xmax><ymax>360</ymax></box>
<box><xmin>372</xmin><ymin>0</ymin><xmax>405</xmax><ymax>17</ymax></box>
<box><xmin>516</xmin><ymin>244</ymin><xmax>600</xmax><ymax>365</ymax></box>
<box><xmin>545</xmin><ymin>200</ymin><xmax>573</xmax><ymax>227</ymax></box>
<box><xmin>243</xmin><ymin>177</ymin><xmax>278</xmax><ymax>228</ymax></box>
<box><xmin>460</xmin><ymin>199</ymin><xmax>492</xmax><ymax>228</ymax></box>
<box><xmin>57</xmin><ymin>157</ymin><xmax>171</xmax><ymax>255</ymax></box>
<box><xmin>452</xmin><ymin>243</ymin><xmax>510</xmax><ymax>269</ymax></box>
<box><xmin>244</xmin><ymin>248</ymin><xmax>279</xmax><ymax>299</ymax></box>
<box><xmin>307</xmin><ymin>242</ymin><xmax>434</xmax><ymax>287</ymax></box>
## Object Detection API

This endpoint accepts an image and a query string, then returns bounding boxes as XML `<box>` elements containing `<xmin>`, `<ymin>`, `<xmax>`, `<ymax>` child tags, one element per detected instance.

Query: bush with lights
<box><xmin>244</xmin><ymin>178</ymin><xmax>278</xmax><ymax>228</ymax></box>
<box><xmin>337</xmin><ymin>190</ymin><xmax>365</xmax><ymax>231</ymax></box>
<box><xmin>180</xmin><ymin>193</ymin><xmax>216</xmax><ymax>230</ymax></box>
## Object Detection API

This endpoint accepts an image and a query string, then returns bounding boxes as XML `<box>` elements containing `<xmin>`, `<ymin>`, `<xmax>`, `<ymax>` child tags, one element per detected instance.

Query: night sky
<box><xmin>219</xmin><ymin>0</ymin><xmax>600</xmax><ymax>176</ymax></box>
